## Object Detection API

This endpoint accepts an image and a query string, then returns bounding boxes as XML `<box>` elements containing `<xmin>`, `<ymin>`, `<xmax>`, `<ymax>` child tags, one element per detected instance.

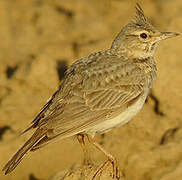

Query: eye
<box><xmin>140</xmin><ymin>33</ymin><xmax>148</xmax><ymax>39</ymax></box>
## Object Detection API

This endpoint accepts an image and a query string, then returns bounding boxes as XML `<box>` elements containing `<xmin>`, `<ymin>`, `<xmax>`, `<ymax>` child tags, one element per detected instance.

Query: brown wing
<box><xmin>2</xmin><ymin>54</ymin><xmax>146</xmax><ymax>175</ymax></box>
<box><xmin>30</xmin><ymin>55</ymin><xmax>145</xmax><ymax>150</ymax></box>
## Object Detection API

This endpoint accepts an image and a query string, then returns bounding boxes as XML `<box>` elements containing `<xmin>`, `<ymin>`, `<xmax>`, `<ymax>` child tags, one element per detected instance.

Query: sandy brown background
<box><xmin>0</xmin><ymin>0</ymin><xmax>182</xmax><ymax>180</ymax></box>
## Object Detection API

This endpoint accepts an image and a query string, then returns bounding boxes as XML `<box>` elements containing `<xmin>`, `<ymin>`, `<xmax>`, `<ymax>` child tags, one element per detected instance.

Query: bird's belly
<box><xmin>86</xmin><ymin>93</ymin><xmax>148</xmax><ymax>134</ymax></box>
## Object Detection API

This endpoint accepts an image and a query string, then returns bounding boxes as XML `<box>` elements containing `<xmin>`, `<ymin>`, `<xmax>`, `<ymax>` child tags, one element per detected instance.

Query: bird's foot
<box><xmin>83</xmin><ymin>158</ymin><xmax>93</xmax><ymax>168</ymax></box>
<box><xmin>79</xmin><ymin>160</ymin><xmax>93</xmax><ymax>172</ymax></box>
<box><xmin>92</xmin><ymin>157</ymin><xmax>120</xmax><ymax>180</ymax></box>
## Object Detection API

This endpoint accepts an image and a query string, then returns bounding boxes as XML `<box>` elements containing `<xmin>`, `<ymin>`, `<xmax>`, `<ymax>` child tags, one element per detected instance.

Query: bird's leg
<box><xmin>77</xmin><ymin>134</ymin><xmax>92</xmax><ymax>166</ymax></box>
<box><xmin>86</xmin><ymin>135</ymin><xmax>120</xmax><ymax>180</ymax></box>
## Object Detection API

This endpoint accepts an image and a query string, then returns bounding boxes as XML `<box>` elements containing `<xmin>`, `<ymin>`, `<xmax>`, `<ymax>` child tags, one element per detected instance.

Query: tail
<box><xmin>2</xmin><ymin>129</ymin><xmax>46</xmax><ymax>175</ymax></box>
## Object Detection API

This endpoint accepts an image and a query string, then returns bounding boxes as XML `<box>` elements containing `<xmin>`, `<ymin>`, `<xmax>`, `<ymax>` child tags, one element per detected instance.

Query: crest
<box><xmin>130</xmin><ymin>3</ymin><xmax>155</xmax><ymax>31</ymax></box>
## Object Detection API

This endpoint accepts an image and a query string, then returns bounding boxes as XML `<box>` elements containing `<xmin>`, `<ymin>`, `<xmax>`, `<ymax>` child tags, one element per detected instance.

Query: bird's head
<box><xmin>111</xmin><ymin>4</ymin><xmax>179</xmax><ymax>59</ymax></box>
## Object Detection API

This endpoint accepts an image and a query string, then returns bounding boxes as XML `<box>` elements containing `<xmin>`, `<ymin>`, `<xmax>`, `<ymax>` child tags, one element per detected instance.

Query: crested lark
<box><xmin>3</xmin><ymin>4</ymin><xmax>179</xmax><ymax>179</ymax></box>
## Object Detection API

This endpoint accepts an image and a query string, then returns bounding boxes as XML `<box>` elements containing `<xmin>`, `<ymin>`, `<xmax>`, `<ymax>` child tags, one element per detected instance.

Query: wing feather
<box><xmin>25</xmin><ymin>54</ymin><xmax>146</xmax><ymax>149</ymax></box>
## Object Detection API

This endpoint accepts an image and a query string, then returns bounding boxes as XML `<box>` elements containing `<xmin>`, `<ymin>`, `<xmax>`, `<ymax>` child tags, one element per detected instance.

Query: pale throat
<box><xmin>121</xmin><ymin>43</ymin><xmax>156</xmax><ymax>59</ymax></box>
<box><xmin>111</xmin><ymin>41</ymin><xmax>157</xmax><ymax>59</ymax></box>
<box><xmin>127</xmin><ymin>49</ymin><xmax>155</xmax><ymax>59</ymax></box>
<box><xmin>114</xmin><ymin>48</ymin><xmax>155</xmax><ymax>59</ymax></box>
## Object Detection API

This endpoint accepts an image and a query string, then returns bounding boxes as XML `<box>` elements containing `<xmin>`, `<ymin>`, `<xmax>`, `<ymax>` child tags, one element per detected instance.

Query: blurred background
<box><xmin>0</xmin><ymin>0</ymin><xmax>181</xmax><ymax>179</ymax></box>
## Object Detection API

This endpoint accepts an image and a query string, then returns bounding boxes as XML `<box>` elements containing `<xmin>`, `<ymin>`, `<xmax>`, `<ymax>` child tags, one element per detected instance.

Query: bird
<box><xmin>2</xmin><ymin>3</ymin><xmax>179</xmax><ymax>179</ymax></box>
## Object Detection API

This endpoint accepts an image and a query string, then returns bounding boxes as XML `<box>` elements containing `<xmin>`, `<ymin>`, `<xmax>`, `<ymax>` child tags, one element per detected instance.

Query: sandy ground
<box><xmin>0</xmin><ymin>0</ymin><xmax>182</xmax><ymax>180</ymax></box>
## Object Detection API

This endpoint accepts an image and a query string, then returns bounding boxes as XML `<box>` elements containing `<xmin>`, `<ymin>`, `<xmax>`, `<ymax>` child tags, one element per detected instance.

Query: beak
<box><xmin>160</xmin><ymin>32</ymin><xmax>180</xmax><ymax>40</ymax></box>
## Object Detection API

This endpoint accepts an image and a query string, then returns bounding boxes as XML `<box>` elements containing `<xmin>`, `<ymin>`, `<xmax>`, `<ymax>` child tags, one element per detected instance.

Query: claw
<box><xmin>92</xmin><ymin>158</ymin><xmax>120</xmax><ymax>179</ymax></box>
<box><xmin>92</xmin><ymin>160</ymin><xmax>110</xmax><ymax>180</ymax></box>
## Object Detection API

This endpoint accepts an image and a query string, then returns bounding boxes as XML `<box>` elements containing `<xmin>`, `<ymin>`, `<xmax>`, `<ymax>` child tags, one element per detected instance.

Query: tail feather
<box><xmin>2</xmin><ymin>129</ymin><xmax>45</xmax><ymax>175</ymax></box>
<box><xmin>30</xmin><ymin>136</ymin><xmax>50</xmax><ymax>151</ymax></box>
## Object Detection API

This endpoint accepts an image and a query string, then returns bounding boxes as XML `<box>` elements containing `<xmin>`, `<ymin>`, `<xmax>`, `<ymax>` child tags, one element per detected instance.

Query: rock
<box><xmin>49</xmin><ymin>164</ymin><xmax>124</xmax><ymax>180</ymax></box>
